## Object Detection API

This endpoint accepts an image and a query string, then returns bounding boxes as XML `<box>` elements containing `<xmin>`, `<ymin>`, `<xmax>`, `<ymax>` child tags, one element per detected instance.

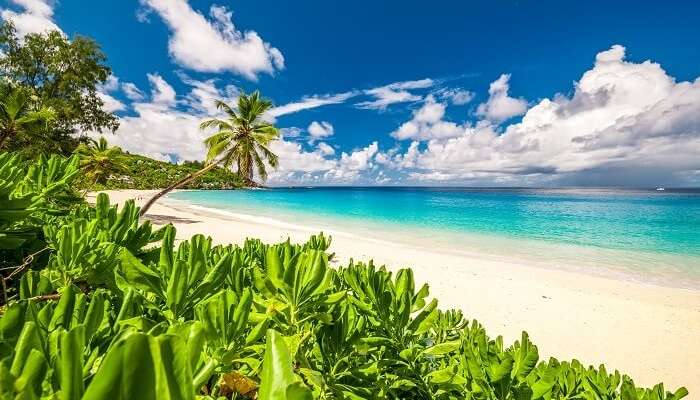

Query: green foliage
<box><xmin>0</xmin><ymin>152</ymin><xmax>80</xmax><ymax>274</ymax></box>
<box><xmin>77</xmin><ymin>152</ymin><xmax>244</xmax><ymax>190</ymax></box>
<box><xmin>0</xmin><ymin>22</ymin><xmax>118</xmax><ymax>154</ymax></box>
<box><xmin>74</xmin><ymin>136</ymin><xmax>129</xmax><ymax>188</ymax></box>
<box><xmin>0</xmin><ymin>83</ymin><xmax>56</xmax><ymax>149</ymax></box>
<box><xmin>0</xmin><ymin>151</ymin><xmax>690</xmax><ymax>399</ymax></box>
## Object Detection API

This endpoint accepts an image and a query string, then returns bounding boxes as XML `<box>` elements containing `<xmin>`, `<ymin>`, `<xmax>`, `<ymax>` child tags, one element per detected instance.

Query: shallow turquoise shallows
<box><xmin>168</xmin><ymin>187</ymin><xmax>700</xmax><ymax>286</ymax></box>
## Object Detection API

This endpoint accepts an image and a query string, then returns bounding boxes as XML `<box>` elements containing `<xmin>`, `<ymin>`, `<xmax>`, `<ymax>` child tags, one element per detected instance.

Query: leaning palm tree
<box><xmin>74</xmin><ymin>136</ymin><xmax>128</xmax><ymax>194</ymax></box>
<box><xmin>139</xmin><ymin>91</ymin><xmax>280</xmax><ymax>216</ymax></box>
<box><xmin>0</xmin><ymin>84</ymin><xmax>56</xmax><ymax>148</ymax></box>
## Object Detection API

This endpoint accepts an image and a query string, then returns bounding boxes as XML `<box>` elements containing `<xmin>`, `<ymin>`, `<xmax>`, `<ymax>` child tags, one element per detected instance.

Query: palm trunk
<box><xmin>0</xmin><ymin>129</ymin><xmax>12</xmax><ymax>149</ymax></box>
<box><xmin>139</xmin><ymin>162</ymin><xmax>220</xmax><ymax>217</ymax></box>
<box><xmin>82</xmin><ymin>176</ymin><xmax>99</xmax><ymax>198</ymax></box>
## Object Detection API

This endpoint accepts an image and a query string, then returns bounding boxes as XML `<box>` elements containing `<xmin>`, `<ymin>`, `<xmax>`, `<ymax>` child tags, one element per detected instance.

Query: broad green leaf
<box><xmin>423</xmin><ymin>340</ymin><xmax>461</xmax><ymax>356</ymax></box>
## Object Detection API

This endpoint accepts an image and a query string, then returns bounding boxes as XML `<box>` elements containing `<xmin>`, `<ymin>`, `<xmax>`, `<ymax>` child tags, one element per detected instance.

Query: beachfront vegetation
<box><xmin>139</xmin><ymin>92</ymin><xmax>280</xmax><ymax>216</ymax></box>
<box><xmin>74</xmin><ymin>152</ymin><xmax>245</xmax><ymax>192</ymax></box>
<box><xmin>0</xmin><ymin>151</ymin><xmax>689</xmax><ymax>399</ymax></box>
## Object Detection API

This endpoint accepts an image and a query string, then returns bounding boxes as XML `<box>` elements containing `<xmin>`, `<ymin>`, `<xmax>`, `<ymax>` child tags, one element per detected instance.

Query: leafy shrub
<box><xmin>0</xmin><ymin>152</ymin><xmax>690</xmax><ymax>399</ymax></box>
<box><xmin>0</xmin><ymin>152</ymin><xmax>81</xmax><ymax>273</ymax></box>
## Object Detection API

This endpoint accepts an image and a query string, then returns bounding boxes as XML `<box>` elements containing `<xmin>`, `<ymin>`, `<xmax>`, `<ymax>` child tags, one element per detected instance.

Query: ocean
<box><xmin>168</xmin><ymin>187</ymin><xmax>700</xmax><ymax>288</ymax></box>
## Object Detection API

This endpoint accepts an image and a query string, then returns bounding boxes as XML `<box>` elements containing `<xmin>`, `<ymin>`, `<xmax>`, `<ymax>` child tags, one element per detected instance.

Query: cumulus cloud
<box><xmin>307</xmin><ymin>121</ymin><xmax>334</xmax><ymax>140</ymax></box>
<box><xmin>317</xmin><ymin>142</ymin><xmax>335</xmax><ymax>156</ymax></box>
<box><xmin>1</xmin><ymin>0</ymin><xmax>62</xmax><ymax>37</ymax></box>
<box><xmin>139</xmin><ymin>0</ymin><xmax>283</xmax><ymax>80</ymax></box>
<box><xmin>146</xmin><ymin>73</ymin><xmax>177</xmax><ymax>106</ymax></box>
<box><xmin>385</xmin><ymin>45</ymin><xmax>700</xmax><ymax>186</ymax></box>
<box><xmin>391</xmin><ymin>95</ymin><xmax>466</xmax><ymax>141</ymax></box>
<box><xmin>357</xmin><ymin>78</ymin><xmax>434</xmax><ymax>110</ymax></box>
<box><xmin>97</xmin><ymin>76</ymin><xmax>126</xmax><ymax>113</ymax></box>
<box><xmin>476</xmin><ymin>74</ymin><xmax>528</xmax><ymax>122</ymax></box>
<box><xmin>267</xmin><ymin>141</ymin><xmax>382</xmax><ymax>185</ymax></box>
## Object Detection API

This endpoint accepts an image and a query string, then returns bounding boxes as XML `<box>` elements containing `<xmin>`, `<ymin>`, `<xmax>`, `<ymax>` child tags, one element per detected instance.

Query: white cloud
<box><xmin>269</xmin><ymin>139</ymin><xmax>336</xmax><ymax>174</ymax></box>
<box><xmin>267</xmin><ymin>141</ymin><xmax>382</xmax><ymax>185</ymax></box>
<box><xmin>476</xmin><ymin>74</ymin><xmax>528</xmax><ymax>122</ymax></box>
<box><xmin>1</xmin><ymin>0</ymin><xmax>62</xmax><ymax>37</ymax></box>
<box><xmin>122</xmin><ymin>83</ymin><xmax>145</xmax><ymax>101</ymax></box>
<box><xmin>139</xmin><ymin>0</ymin><xmax>283</xmax><ymax>80</ymax></box>
<box><xmin>280</xmin><ymin>127</ymin><xmax>302</xmax><ymax>139</ymax></box>
<box><xmin>307</xmin><ymin>121</ymin><xmax>334</xmax><ymax>139</ymax></box>
<box><xmin>146</xmin><ymin>73</ymin><xmax>177</xmax><ymax>106</ymax></box>
<box><xmin>317</xmin><ymin>142</ymin><xmax>335</xmax><ymax>156</ymax></box>
<box><xmin>437</xmin><ymin>88</ymin><xmax>475</xmax><ymax>105</ymax></box>
<box><xmin>386</xmin><ymin>45</ymin><xmax>700</xmax><ymax>186</ymax></box>
<box><xmin>357</xmin><ymin>78</ymin><xmax>434</xmax><ymax>110</ymax></box>
<box><xmin>178</xmin><ymin>73</ymin><xmax>239</xmax><ymax>114</ymax></box>
<box><xmin>391</xmin><ymin>95</ymin><xmax>466</xmax><ymax>141</ymax></box>
<box><xmin>96</xmin><ymin>75</ymin><xmax>126</xmax><ymax>113</ymax></box>
<box><xmin>267</xmin><ymin>91</ymin><xmax>357</xmax><ymax>120</ymax></box>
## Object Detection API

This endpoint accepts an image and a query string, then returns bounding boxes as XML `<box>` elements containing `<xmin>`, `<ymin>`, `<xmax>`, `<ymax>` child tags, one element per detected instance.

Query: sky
<box><xmin>2</xmin><ymin>0</ymin><xmax>699</xmax><ymax>187</ymax></box>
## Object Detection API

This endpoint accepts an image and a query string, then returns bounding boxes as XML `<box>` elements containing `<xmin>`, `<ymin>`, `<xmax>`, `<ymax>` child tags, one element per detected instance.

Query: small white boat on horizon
<box><xmin>656</xmin><ymin>187</ymin><xmax>665</xmax><ymax>191</ymax></box>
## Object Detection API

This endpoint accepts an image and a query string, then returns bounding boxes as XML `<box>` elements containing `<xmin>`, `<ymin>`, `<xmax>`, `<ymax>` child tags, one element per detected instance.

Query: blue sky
<box><xmin>2</xmin><ymin>0</ymin><xmax>700</xmax><ymax>186</ymax></box>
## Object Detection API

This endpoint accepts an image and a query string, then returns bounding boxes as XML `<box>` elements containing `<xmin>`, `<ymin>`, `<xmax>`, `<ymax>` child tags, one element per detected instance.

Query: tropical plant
<box><xmin>74</xmin><ymin>136</ymin><xmax>128</xmax><ymax>192</ymax></box>
<box><xmin>0</xmin><ymin>151</ymin><xmax>690</xmax><ymax>400</ymax></box>
<box><xmin>200</xmin><ymin>91</ymin><xmax>280</xmax><ymax>185</ymax></box>
<box><xmin>0</xmin><ymin>83</ymin><xmax>55</xmax><ymax>149</ymax></box>
<box><xmin>0</xmin><ymin>152</ymin><xmax>79</xmax><ymax>285</ymax></box>
<box><xmin>139</xmin><ymin>91</ymin><xmax>280</xmax><ymax>217</ymax></box>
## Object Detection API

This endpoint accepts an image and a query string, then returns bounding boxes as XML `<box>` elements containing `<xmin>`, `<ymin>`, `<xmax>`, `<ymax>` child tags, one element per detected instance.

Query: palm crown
<box><xmin>0</xmin><ymin>84</ymin><xmax>56</xmax><ymax>149</ymax></box>
<box><xmin>199</xmin><ymin>91</ymin><xmax>279</xmax><ymax>185</ymax></box>
<box><xmin>74</xmin><ymin>136</ymin><xmax>127</xmax><ymax>186</ymax></box>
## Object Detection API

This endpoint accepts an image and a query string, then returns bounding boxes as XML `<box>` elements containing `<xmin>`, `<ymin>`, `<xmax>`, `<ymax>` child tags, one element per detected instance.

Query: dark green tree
<box><xmin>0</xmin><ymin>22</ymin><xmax>119</xmax><ymax>154</ymax></box>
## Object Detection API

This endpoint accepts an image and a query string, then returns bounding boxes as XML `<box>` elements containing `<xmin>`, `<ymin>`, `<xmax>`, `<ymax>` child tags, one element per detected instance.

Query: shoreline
<box><xmin>167</xmin><ymin>191</ymin><xmax>700</xmax><ymax>292</ymax></box>
<box><xmin>92</xmin><ymin>189</ymin><xmax>700</xmax><ymax>393</ymax></box>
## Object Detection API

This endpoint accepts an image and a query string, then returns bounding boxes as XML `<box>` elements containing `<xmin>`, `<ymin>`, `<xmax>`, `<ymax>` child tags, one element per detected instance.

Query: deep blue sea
<box><xmin>168</xmin><ymin>187</ymin><xmax>700</xmax><ymax>287</ymax></box>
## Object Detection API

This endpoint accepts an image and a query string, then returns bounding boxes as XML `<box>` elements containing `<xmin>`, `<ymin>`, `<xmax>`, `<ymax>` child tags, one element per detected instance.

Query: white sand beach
<box><xmin>94</xmin><ymin>190</ymin><xmax>700</xmax><ymax>394</ymax></box>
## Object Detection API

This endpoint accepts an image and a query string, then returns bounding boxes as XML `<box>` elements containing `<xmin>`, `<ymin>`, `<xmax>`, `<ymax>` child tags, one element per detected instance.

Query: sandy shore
<box><xmin>93</xmin><ymin>189</ymin><xmax>700</xmax><ymax>393</ymax></box>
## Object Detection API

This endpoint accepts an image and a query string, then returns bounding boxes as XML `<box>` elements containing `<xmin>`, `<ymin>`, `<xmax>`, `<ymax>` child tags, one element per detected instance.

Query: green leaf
<box><xmin>423</xmin><ymin>340</ymin><xmax>461</xmax><ymax>356</ymax></box>
<box><xmin>511</xmin><ymin>332</ymin><xmax>539</xmax><ymax>381</ymax></box>
<box><xmin>58</xmin><ymin>325</ymin><xmax>85</xmax><ymax>400</ymax></box>
<box><xmin>118</xmin><ymin>247</ymin><xmax>163</xmax><ymax>297</ymax></box>
<box><xmin>259</xmin><ymin>329</ymin><xmax>312</xmax><ymax>400</ymax></box>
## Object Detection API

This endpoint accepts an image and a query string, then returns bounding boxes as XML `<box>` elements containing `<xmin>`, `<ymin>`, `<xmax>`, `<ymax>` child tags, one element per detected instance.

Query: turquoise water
<box><xmin>168</xmin><ymin>187</ymin><xmax>700</xmax><ymax>286</ymax></box>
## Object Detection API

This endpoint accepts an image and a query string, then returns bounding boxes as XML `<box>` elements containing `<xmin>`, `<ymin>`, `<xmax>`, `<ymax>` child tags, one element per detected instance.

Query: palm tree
<box><xmin>0</xmin><ymin>84</ymin><xmax>56</xmax><ymax>149</ymax></box>
<box><xmin>139</xmin><ymin>91</ymin><xmax>280</xmax><ymax>216</ymax></box>
<box><xmin>74</xmin><ymin>136</ymin><xmax>128</xmax><ymax>193</ymax></box>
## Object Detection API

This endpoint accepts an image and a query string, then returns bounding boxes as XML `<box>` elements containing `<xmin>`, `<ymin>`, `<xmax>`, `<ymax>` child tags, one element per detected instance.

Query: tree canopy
<box><xmin>0</xmin><ymin>22</ymin><xmax>119</xmax><ymax>154</ymax></box>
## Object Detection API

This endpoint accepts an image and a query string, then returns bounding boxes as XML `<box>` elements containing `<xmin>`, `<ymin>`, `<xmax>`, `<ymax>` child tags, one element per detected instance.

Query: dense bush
<box><xmin>75</xmin><ymin>153</ymin><xmax>244</xmax><ymax>190</ymax></box>
<box><xmin>0</xmin><ymin>152</ymin><xmax>689</xmax><ymax>399</ymax></box>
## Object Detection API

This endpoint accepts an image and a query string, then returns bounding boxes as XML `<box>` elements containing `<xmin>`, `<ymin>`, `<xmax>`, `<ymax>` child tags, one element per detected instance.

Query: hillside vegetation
<box><xmin>0</xmin><ymin>151</ymin><xmax>689</xmax><ymax>400</ymax></box>
<box><xmin>77</xmin><ymin>153</ymin><xmax>244</xmax><ymax>190</ymax></box>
